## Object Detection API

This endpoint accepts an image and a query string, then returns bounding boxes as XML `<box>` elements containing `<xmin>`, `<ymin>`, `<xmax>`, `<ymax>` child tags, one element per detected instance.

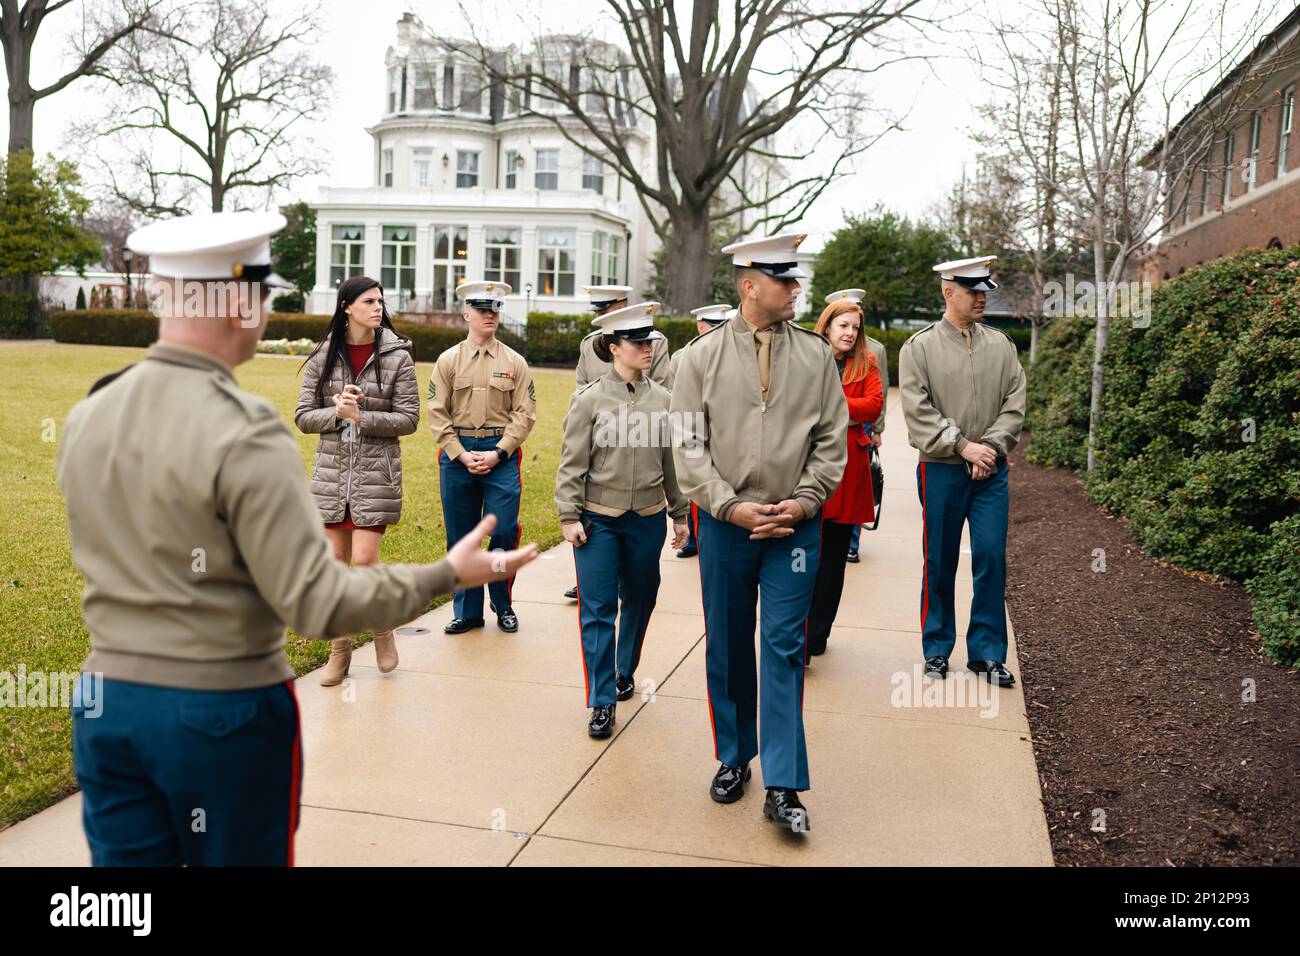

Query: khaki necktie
<box><xmin>754</xmin><ymin>328</ymin><xmax>773</xmax><ymax>396</ymax></box>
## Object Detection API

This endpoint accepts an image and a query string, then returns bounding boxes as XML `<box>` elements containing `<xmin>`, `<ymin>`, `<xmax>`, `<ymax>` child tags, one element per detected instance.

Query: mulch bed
<box><xmin>1005</xmin><ymin>436</ymin><xmax>1300</xmax><ymax>866</ymax></box>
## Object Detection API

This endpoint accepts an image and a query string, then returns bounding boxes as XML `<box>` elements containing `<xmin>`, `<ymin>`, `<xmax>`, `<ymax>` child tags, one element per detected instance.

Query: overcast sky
<box><xmin>1</xmin><ymin>0</ymin><xmax>1287</xmax><ymax>250</ymax></box>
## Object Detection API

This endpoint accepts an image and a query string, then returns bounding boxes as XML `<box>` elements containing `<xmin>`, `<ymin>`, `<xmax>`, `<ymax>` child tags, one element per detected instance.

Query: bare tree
<box><xmin>964</xmin><ymin>43</ymin><xmax>1087</xmax><ymax>364</ymax></box>
<box><xmin>1</xmin><ymin>0</ymin><xmax>165</xmax><ymax>154</ymax></box>
<box><xmin>77</xmin><ymin>0</ymin><xmax>333</xmax><ymax>216</ymax></box>
<box><xmin>445</xmin><ymin>0</ymin><xmax>930</xmax><ymax>312</ymax></box>
<box><xmin>978</xmin><ymin>0</ymin><xmax>1282</xmax><ymax>469</ymax></box>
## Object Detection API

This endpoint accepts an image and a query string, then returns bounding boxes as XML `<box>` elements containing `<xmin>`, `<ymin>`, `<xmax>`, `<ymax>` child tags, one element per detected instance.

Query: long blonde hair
<box><xmin>815</xmin><ymin>299</ymin><xmax>876</xmax><ymax>385</ymax></box>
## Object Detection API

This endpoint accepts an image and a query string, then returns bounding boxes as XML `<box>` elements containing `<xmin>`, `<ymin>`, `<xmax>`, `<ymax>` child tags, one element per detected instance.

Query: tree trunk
<box><xmin>663</xmin><ymin>208</ymin><xmax>713</xmax><ymax>315</ymax></box>
<box><xmin>1029</xmin><ymin>320</ymin><xmax>1040</xmax><ymax>366</ymax></box>
<box><xmin>7</xmin><ymin>92</ymin><xmax>33</xmax><ymax>154</ymax></box>
<box><xmin>1086</xmin><ymin>223</ymin><xmax>1109</xmax><ymax>473</ymax></box>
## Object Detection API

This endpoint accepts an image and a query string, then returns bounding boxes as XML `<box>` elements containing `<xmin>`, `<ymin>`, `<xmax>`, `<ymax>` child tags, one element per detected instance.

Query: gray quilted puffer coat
<box><xmin>294</xmin><ymin>331</ymin><xmax>420</xmax><ymax>526</ymax></box>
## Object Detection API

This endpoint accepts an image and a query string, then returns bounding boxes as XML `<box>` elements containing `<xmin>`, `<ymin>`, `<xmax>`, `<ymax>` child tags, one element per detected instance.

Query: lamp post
<box><xmin>122</xmin><ymin>247</ymin><xmax>133</xmax><ymax>309</ymax></box>
<box><xmin>524</xmin><ymin>281</ymin><xmax>532</xmax><ymax>318</ymax></box>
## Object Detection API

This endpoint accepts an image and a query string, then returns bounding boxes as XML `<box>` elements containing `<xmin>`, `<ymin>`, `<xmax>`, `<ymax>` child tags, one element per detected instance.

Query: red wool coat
<box><xmin>822</xmin><ymin>355</ymin><xmax>884</xmax><ymax>524</ymax></box>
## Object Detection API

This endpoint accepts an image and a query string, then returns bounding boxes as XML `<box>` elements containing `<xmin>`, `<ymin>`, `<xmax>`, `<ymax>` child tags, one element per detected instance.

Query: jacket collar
<box><xmin>730</xmin><ymin>308</ymin><xmax>787</xmax><ymax>338</ymax></box>
<box><xmin>147</xmin><ymin>340</ymin><xmax>235</xmax><ymax>380</ymax></box>
<box><xmin>600</xmin><ymin>367</ymin><xmax>648</xmax><ymax>395</ymax></box>
<box><xmin>468</xmin><ymin>335</ymin><xmax>499</xmax><ymax>358</ymax></box>
<box><xmin>936</xmin><ymin>316</ymin><xmax>980</xmax><ymax>343</ymax></box>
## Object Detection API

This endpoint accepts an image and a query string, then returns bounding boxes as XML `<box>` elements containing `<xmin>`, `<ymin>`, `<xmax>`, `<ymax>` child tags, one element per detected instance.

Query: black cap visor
<box><xmin>466</xmin><ymin>298</ymin><xmax>502</xmax><ymax>312</ymax></box>
<box><xmin>610</xmin><ymin>325</ymin><xmax>656</xmax><ymax>342</ymax></box>
<box><xmin>950</xmin><ymin>274</ymin><xmax>998</xmax><ymax>292</ymax></box>
<box><xmin>738</xmin><ymin>260</ymin><xmax>808</xmax><ymax>280</ymax></box>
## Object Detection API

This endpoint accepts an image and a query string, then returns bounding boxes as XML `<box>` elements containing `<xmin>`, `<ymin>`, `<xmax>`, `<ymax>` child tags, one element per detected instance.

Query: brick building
<box><xmin>1143</xmin><ymin>7</ymin><xmax>1300</xmax><ymax>280</ymax></box>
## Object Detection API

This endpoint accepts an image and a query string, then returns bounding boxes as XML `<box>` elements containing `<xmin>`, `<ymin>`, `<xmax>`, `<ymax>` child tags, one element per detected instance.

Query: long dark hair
<box><xmin>301</xmin><ymin>275</ymin><xmax>399</xmax><ymax>405</ymax></box>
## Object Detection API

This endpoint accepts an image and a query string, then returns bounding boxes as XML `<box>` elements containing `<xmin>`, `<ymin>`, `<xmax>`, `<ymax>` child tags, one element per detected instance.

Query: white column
<box><xmin>365</xmin><ymin>223</ymin><xmax>382</xmax><ymax>280</ymax></box>
<box><xmin>415</xmin><ymin>223</ymin><xmax>433</xmax><ymax>302</ymax></box>
<box><xmin>577</xmin><ymin>227</ymin><xmax>594</xmax><ymax>292</ymax></box>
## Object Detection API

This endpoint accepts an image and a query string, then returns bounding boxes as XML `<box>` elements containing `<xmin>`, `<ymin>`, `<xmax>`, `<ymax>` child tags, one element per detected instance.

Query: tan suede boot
<box><xmin>373</xmin><ymin>629</ymin><xmax>399</xmax><ymax>673</ymax></box>
<box><xmin>319</xmin><ymin>637</ymin><xmax>352</xmax><ymax>686</ymax></box>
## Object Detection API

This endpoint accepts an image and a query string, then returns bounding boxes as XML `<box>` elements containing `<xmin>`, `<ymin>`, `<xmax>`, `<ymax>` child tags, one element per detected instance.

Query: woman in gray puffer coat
<box><xmin>296</xmin><ymin>275</ymin><xmax>420</xmax><ymax>685</ymax></box>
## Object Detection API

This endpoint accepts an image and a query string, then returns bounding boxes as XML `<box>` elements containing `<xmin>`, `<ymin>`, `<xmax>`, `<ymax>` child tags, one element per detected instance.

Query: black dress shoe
<box><xmin>587</xmin><ymin>703</ymin><xmax>616</xmax><ymax>738</ymax></box>
<box><xmin>444</xmin><ymin>617</ymin><xmax>485</xmax><ymax>634</ymax></box>
<box><xmin>676</xmin><ymin>544</ymin><xmax>698</xmax><ymax>558</ymax></box>
<box><xmin>497</xmin><ymin>608</ymin><xmax>519</xmax><ymax>632</ymax></box>
<box><xmin>808</xmin><ymin>643</ymin><xmax>827</xmax><ymax>657</ymax></box>
<box><xmin>967</xmin><ymin>660</ymin><xmax>1016</xmax><ymax>686</ymax></box>
<box><xmin>924</xmin><ymin>655</ymin><xmax>949</xmax><ymax>679</ymax></box>
<box><xmin>845</xmin><ymin>549</ymin><xmax>860</xmax><ymax>564</ymax></box>
<box><xmin>709</xmin><ymin>763</ymin><xmax>751</xmax><ymax>804</ymax></box>
<box><xmin>563</xmin><ymin>586</ymin><xmax>578</xmax><ymax>600</ymax></box>
<box><xmin>615</xmin><ymin>673</ymin><xmax>635</xmax><ymax>701</ymax></box>
<box><xmin>763</xmin><ymin>788</ymin><xmax>810</xmax><ymax>832</ymax></box>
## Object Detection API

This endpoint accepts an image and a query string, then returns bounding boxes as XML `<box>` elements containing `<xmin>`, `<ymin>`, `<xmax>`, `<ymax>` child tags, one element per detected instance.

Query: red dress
<box><xmin>822</xmin><ymin>354</ymin><xmax>884</xmax><ymax>524</ymax></box>
<box><xmin>325</xmin><ymin>340</ymin><xmax>385</xmax><ymax>532</ymax></box>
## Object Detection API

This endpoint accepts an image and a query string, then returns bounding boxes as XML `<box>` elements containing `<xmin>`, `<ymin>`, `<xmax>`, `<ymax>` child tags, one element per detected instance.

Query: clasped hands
<box><xmin>729</xmin><ymin>499</ymin><xmax>805</xmax><ymax>539</ymax></box>
<box><xmin>331</xmin><ymin>386</ymin><xmax>362</xmax><ymax>425</ymax></box>
<box><xmin>458</xmin><ymin>450</ymin><xmax>501</xmax><ymax>475</ymax></box>
<box><xmin>960</xmin><ymin>440</ymin><xmax>999</xmax><ymax>480</ymax></box>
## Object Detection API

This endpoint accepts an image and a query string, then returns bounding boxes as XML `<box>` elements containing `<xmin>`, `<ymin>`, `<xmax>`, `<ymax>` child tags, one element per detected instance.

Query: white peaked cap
<box><xmin>127</xmin><ymin>210</ymin><xmax>292</xmax><ymax>287</ymax></box>
<box><xmin>719</xmin><ymin>232</ymin><xmax>808</xmax><ymax>278</ymax></box>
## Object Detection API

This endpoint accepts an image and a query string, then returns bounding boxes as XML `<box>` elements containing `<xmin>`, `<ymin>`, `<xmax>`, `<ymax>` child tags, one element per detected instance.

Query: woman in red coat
<box><xmin>805</xmin><ymin>298</ymin><xmax>884</xmax><ymax>657</ymax></box>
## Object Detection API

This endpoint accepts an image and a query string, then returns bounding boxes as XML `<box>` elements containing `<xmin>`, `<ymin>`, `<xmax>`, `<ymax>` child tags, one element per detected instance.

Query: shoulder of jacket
<box><xmin>980</xmin><ymin>324</ymin><xmax>1016</xmax><ymax>347</ymax></box>
<box><xmin>645</xmin><ymin>378</ymin><xmax>673</xmax><ymax>400</ymax></box>
<box><xmin>902</xmin><ymin>324</ymin><xmax>938</xmax><ymax>348</ymax></box>
<box><xmin>686</xmin><ymin>323</ymin><xmax>724</xmax><ymax>348</ymax></box>
<box><xmin>787</xmin><ymin>322</ymin><xmax>827</xmax><ymax>343</ymax></box>
<box><xmin>435</xmin><ymin>342</ymin><xmax>463</xmax><ymax>366</ymax></box>
<box><xmin>500</xmin><ymin>341</ymin><xmax>529</xmax><ymax>367</ymax></box>
<box><xmin>212</xmin><ymin>376</ymin><xmax>280</xmax><ymax>425</ymax></box>
<box><xmin>87</xmin><ymin>363</ymin><xmax>138</xmax><ymax>396</ymax></box>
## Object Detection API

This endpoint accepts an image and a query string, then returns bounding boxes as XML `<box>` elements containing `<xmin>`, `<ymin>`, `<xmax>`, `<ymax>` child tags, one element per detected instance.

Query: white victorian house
<box><xmin>310</xmin><ymin>16</ymin><xmax>658</xmax><ymax>317</ymax></box>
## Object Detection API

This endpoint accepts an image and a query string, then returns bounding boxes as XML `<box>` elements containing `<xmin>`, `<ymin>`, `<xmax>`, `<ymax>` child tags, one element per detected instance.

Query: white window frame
<box><xmin>382</xmin><ymin>148</ymin><xmax>394</xmax><ymax>188</ymax></box>
<box><xmin>411</xmin><ymin>64</ymin><xmax>437</xmax><ymax>110</ymax></box>
<box><xmin>329</xmin><ymin>225</ymin><xmax>365</xmax><ymax>288</ymax></box>
<box><xmin>591</xmin><ymin>231</ymin><xmax>605</xmax><ymax>284</ymax></box>
<box><xmin>1281</xmin><ymin>85</ymin><xmax>1294</xmax><ymax>176</ymax></box>
<box><xmin>606</xmin><ymin>233</ymin><xmax>621</xmax><ymax>285</ymax></box>
<box><xmin>1222</xmin><ymin>131</ymin><xmax>1235</xmax><ymax>205</ymax></box>
<box><xmin>381</xmin><ymin>225</ymin><xmax>417</xmax><ymax>304</ymax></box>
<box><xmin>456</xmin><ymin>150</ymin><xmax>480</xmax><ymax>188</ymax></box>
<box><xmin>537</xmin><ymin>227</ymin><xmax>577</xmax><ymax>296</ymax></box>
<box><xmin>582</xmin><ymin>154</ymin><xmax>604</xmax><ymax>194</ymax></box>
<box><xmin>535</xmin><ymin>148</ymin><xmax>559</xmax><ymax>190</ymax></box>
<box><xmin>504</xmin><ymin>149</ymin><xmax>519</xmax><ymax>189</ymax></box>
<box><xmin>485</xmin><ymin>226</ymin><xmax>521</xmax><ymax>289</ymax></box>
<box><xmin>431</xmin><ymin>224</ymin><xmax>469</xmax><ymax>311</ymax></box>
<box><xmin>1247</xmin><ymin>111</ymin><xmax>1261</xmax><ymax>190</ymax></box>
<box><xmin>411</xmin><ymin>147</ymin><xmax>433</xmax><ymax>188</ymax></box>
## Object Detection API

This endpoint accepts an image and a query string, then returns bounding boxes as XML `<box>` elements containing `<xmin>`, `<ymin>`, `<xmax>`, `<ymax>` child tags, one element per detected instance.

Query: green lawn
<box><xmin>0</xmin><ymin>342</ymin><xmax>572</xmax><ymax>829</ymax></box>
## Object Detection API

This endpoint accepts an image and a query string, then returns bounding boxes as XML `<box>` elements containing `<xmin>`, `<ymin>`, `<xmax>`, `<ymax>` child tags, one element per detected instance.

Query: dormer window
<box><xmin>442</xmin><ymin>65</ymin><xmax>454</xmax><ymax>109</ymax></box>
<box><xmin>412</xmin><ymin>66</ymin><xmax>436</xmax><ymax>110</ymax></box>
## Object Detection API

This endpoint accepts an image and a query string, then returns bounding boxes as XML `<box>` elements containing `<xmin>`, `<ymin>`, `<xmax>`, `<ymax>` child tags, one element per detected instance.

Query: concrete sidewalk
<box><xmin>0</xmin><ymin>389</ymin><xmax>1052</xmax><ymax>867</ymax></box>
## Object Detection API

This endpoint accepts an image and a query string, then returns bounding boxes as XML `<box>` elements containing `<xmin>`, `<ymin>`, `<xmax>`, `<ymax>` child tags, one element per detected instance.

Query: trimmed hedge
<box><xmin>1247</xmin><ymin>514</ymin><xmax>1300</xmax><ymax>667</ymax></box>
<box><xmin>1025</xmin><ymin>245</ymin><xmax>1300</xmax><ymax>665</ymax></box>
<box><xmin>49</xmin><ymin>309</ymin><xmax>1032</xmax><ymax>386</ymax></box>
<box><xmin>0</xmin><ymin>292</ymin><xmax>48</xmax><ymax>339</ymax></box>
<box><xmin>49</xmin><ymin>309</ymin><xmax>512</xmax><ymax>364</ymax></box>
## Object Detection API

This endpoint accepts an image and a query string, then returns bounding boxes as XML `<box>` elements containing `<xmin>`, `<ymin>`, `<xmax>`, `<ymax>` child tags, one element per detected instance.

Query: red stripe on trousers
<box><xmin>507</xmin><ymin>451</ymin><xmax>522</xmax><ymax>604</ymax></box>
<box><xmin>919</xmin><ymin>462</ymin><xmax>930</xmax><ymax>632</ymax></box>
<box><xmin>696</xmin><ymin>513</ymin><xmax>719</xmax><ymax>759</ymax></box>
<box><xmin>284</xmin><ymin>679</ymin><xmax>302</xmax><ymax>867</ymax></box>
<box><xmin>572</xmin><ymin>545</ymin><xmax>590</xmax><ymax>704</ymax></box>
